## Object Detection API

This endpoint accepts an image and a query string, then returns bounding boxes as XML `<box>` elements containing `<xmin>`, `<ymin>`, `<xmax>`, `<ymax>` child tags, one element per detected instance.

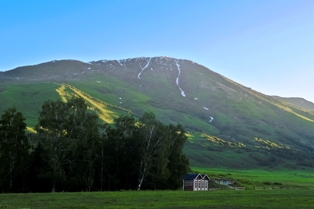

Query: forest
<box><xmin>0</xmin><ymin>97</ymin><xmax>190</xmax><ymax>193</ymax></box>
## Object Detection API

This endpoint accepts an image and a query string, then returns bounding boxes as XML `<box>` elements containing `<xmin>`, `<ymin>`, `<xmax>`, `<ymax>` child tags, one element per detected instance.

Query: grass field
<box><xmin>1</xmin><ymin>169</ymin><xmax>314</xmax><ymax>209</ymax></box>
<box><xmin>1</xmin><ymin>169</ymin><xmax>314</xmax><ymax>208</ymax></box>
<box><xmin>1</xmin><ymin>190</ymin><xmax>314</xmax><ymax>209</ymax></box>
<box><xmin>193</xmin><ymin>167</ymin><xmax>314</xmax><ymax>189</ymax></box>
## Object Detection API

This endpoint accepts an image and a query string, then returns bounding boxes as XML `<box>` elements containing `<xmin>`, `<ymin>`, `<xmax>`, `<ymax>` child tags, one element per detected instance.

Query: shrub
<box><xmin>264</xmin><ymin>181</ymin><xmax>272</xmax><ymax>185</ymax></box>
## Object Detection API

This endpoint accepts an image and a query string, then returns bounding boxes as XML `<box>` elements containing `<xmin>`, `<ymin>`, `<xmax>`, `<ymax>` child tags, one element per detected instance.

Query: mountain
<box><xmin>278</xmin><ymin>97</ymin><xmax>314</xmax><ymax>112</ymax></box>
<box><xmin>1</xmin><ymin>57</ymin><xmax>314</xmax><ymax>169</ymax></box>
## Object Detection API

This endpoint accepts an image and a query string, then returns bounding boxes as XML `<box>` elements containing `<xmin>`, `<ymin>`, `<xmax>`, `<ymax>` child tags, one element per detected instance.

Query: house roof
<box><xmin>183</xmin><ymin>173</ymin><xmax>210</xmax><ymax>180</ymax></box>
<box><xmin>183</xmin><ymin>173</ymin><xmax>200</xmax><ymax>180</ymax></box>
<box><xmin>201</xmin><ymin>174</ymin><xmax>210</xmax><ymax>180</ymax></box>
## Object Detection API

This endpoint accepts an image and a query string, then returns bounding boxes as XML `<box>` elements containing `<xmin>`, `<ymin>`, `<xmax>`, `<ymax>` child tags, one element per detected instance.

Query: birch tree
<box><xmin>0</xmin><ymin>108</ymin><xmax>29</xmax><ymax>192</ymax></box>
<box><xmin>36</xmin><ymin>97</ymin><xmax>101</xmax><ymax>192</ymax></box>
<box><xmin>36</xmin><ymin>100</ymin><xmax>71</xmax><ymax>192</ymax></box>
<box><xmin>137</xmin><ymin>112</ymin><xmax>166</xmax><ymax>190</ymax></box>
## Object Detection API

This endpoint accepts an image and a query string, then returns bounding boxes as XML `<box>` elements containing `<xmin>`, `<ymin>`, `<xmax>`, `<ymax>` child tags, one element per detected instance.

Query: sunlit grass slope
<box><xmin>0</xmin><ymin>82</ymin><xmax>130</xmax><ymax>126</ymax></box>
<box><xmin>55</xmin><ymin>83</ymin><xmax>131</xmax><ymax>123</ymax></box>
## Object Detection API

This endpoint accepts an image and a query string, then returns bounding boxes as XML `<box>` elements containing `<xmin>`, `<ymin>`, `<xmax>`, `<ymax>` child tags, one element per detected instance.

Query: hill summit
<box><xmin>1</xmin><ymin>56</ymin><xmax>314</xmax><ymax>169</ymax></box>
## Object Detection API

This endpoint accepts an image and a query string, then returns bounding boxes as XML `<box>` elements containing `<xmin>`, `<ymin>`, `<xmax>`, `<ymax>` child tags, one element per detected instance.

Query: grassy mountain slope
<box><xmin>278</xmin><ymin>97</ymin><xmax>314</xmax><ymax>112</ymax></box>
<box><xmin>1</xmin><ymin>57</ymin><xmax>314</xmax><ymax>170</ymax></box>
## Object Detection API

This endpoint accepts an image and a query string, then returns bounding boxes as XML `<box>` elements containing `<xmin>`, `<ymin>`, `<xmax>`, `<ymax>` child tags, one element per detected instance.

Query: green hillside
<box><xmin>1</xmin><ymin>57</ymin><xmax>314</xmax><ymax>170</ymax></box>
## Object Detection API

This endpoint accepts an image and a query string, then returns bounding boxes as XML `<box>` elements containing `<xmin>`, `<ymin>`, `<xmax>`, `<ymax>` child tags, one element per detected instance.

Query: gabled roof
<box><xmin>183</xmin><ymin>173</ymin><xmax>210</xmax><ymax>180</ymax></box>
<box><xmin>183</xmin><ymin>173</ymin><xmax>200</xmax><ymax>180</ymax></box>
<box><xmin>200</xmin><ymin>174</ymin><xmax>210</xmax><ymax>180</ymax></box>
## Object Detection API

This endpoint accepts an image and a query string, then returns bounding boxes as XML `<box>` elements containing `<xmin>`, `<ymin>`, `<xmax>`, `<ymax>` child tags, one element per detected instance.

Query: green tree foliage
<box><xmin>0</xmin><ymin>108</ymin><xmax>30</xmax><ymax>192</ymax></box>
<box><xmin>102</xmin><ymin>112</ymin><xmax>190</xmax><ymax>191</ymax></box>
<box><xmin>0</xmin><ymin>99</ymin><xmax>189</xmax><ymax>192</ymax></box>
<box><xmin>100</xmin><ymin>115</ymin><xmax>141</xmax><ymax>190</ymax></box>
<box><xmin>166</xmin><ymin>124</ymin><xmax>190</xmax><ymax>189</ymax></box>
<box><xmin>35</xmin><ymin>97</ymin><xmax>101</xmax><ymax>192</ymax></box>
<box><xmin>35</xmin><ymin>99</ymin><xmax>71</xmax><ymax>192</ymax></box>
<box><xmin>27</xmin><ymin>142</ymin><xmax>52</xmax><ymax>192</ymax></box>
<box><xmin>137</xmin><ymin>112</ymin><xmax>169</xmax><ymax>190</ymax></box>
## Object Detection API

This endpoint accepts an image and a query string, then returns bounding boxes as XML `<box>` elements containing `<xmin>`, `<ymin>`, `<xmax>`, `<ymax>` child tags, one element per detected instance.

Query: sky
<box><xmin>1</xmin><ymin>0</ymin><xmax>314</xmax><ymax>102</ymax></box>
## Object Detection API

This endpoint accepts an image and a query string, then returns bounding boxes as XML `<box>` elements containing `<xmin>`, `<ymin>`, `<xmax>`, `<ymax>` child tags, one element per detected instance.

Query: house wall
<box><xmin>183</xmin><ymin>180</ymin><xmax>194</xmax><ymax>191</ymax></box>
<box><xmin>193</xmin><ymin>180</ymin><xmax>208</xmax><ymax>191</ymax></box>
<box><xmin>204</xmin><ymin>180</ymin><xmax>208</xmax><ymax>190</ymax></box>
<box><xmin>183</xmin><ymin>174</ymin><xmax>209</xmax><ymax>191</ymax></box>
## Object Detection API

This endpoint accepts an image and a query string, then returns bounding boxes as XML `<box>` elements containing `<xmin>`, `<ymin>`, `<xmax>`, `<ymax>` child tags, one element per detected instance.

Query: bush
<box><xmin>264</xmin><ymin>181</ymin><xmax>272</xmax><ymax>185</ymax></box>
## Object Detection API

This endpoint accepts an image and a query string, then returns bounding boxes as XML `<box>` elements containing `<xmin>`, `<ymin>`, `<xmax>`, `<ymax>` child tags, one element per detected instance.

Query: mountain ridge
<box><xmin>1</xmin><ymin>56</ymin><xmax>314</xmax><ymax>169</ymax></box>
<box><xmin>2</xmin><ymin>57</ymin><xmax>313</xmax><ymax>104</ymax></box>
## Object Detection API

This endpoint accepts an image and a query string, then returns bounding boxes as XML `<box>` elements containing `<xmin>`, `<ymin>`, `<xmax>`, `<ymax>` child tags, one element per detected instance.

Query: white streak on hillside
<box><xmin>137</xmin><ymin>58</ymin><xmax>152</xmax><ymax>79</ymax></box>
<box><xmin>117</xmin><ymin>60</ymin><xmax>127</xmax><ymax>67</ymax></box>
<box><xmin>175</xmin><ymin>60</ymin><xmax>186</xmax><ymax>97</ymax></box>
<box><xmin>203</xmin><ymin>107</ymin><xmax>209</xmax><ymax>110</ymax></box>
<box><xmin>117</xmin><ymin>60</ymin><xmax>123</xmax><ymax>66</ymax></box>
<box><xmin>209</xmin><ymin>116</ymin><xmax>214</xmax><ymax>123</ymax></box>
<box><xmin>194</xmin><ymin>98</ymin><xmax>198</xmax><ymax>100</ymax></box>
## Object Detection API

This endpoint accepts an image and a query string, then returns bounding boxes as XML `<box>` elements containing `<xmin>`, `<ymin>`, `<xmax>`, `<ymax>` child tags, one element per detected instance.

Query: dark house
<box><xmin>182</xmin><ymin>173</ymin><xmax>210</xmax><ymax>191</ymax></box>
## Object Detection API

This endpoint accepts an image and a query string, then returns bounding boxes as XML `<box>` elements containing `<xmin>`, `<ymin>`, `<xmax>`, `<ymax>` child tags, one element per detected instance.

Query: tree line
<box><xmin>0</xmin><ymin>97</ymin><xmax>190</xmax><ymax>193</ymax></box>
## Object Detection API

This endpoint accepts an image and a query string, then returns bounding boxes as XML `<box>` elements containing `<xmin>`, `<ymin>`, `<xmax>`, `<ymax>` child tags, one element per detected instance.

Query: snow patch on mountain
<box><xmin>203</xmin><ymin>107</ymin><xmax>209</xmax><ymax>110</ymax></box>
<box><xmin>209</xmin><ymin>117</ymin><xmax>214</xmax><ymax>123</ymax></box>
<box><xmin>137</xmin><ymin>58</ymin><xmax>152</xmax><ymax>79</ymax></box>
<box><xmin>117</xmin><ymin>60</ymin><xmax>125</xmax><ymax>67</ymax></box>
<box><xmin>175</xmin><ymin>60</ymin><xmax>186</xmax><ymax>97</ymax></box>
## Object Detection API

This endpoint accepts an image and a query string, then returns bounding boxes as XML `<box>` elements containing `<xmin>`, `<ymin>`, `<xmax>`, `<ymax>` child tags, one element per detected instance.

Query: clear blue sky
<box><xmin>1</xmin><ymin>0</ymin><xmax>314</xmax><ymax>102</ymax></box>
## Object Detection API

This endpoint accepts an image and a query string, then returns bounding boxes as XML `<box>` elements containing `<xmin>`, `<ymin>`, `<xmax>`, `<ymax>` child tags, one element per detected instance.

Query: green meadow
<box><xmin>1</xmin><ymin>190</ymin><xmax>314</xmax><ymax>209</ymax></box>
<box><xmin>1</xmin><ymin>169</ymin><xmax>314</xmax><ymax>208</ymax></box>
<box><xmin>193</xmin><ymin>167</ymin><xmax>314</xmax><ymax>189</ymax></box>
